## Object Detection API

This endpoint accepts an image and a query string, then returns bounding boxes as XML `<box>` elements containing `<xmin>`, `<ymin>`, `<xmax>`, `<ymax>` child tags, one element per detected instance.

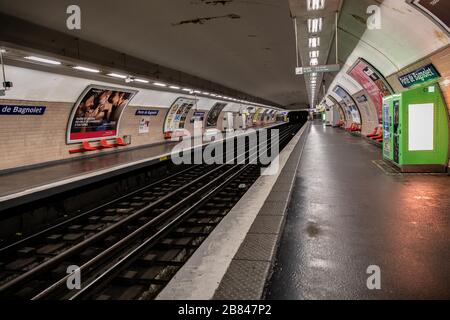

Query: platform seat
<box><xmin>115</xmin><ymin>137</ymin><xmax>128</xmax><ymax>147</ymax></box>
<box><xmin>100</xmin><ymin>139</ymin><xmax>114</xmax><ymax>149</ymax></box>
<box><xmin>366</xmin><ymin>127</ymin><xmax>380</xmax><ymax>138</ymax></box>
<box><xmin>371</xmin><ymin>129</ymin><xmax>383</xmax><ymax>141</ymax></box>
<box><xmin>69</xmin><ymin>141</ymin><xmax>98</xmax><ymax>154</ymax></box>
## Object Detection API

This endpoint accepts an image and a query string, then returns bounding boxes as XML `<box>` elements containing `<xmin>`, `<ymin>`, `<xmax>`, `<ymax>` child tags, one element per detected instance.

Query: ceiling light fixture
<box><xmin>308</xmin><ymin>18</ymin><xmax>323</xmax><ymax>33</ymax></box>
<box><xmin>169</xmin><ymin>85</ymin><xmax>181</xmax><ymax>90</ymax></box>
<box><xmin>307</xmin><ymin>0</ymin><xmax>325</xmax><ymax>11</ymax></box>
<box><xmin>308</xmin><ymin>37</ymin><xmax>320</xmax><ymax>48</ymax></box>
<box><xmin>73</xmin><ymin>66</ymin><xmax>100</xmax><ymax>73</ymax></box>
<box><xmin>153</xmin><ymin>82</ymin><xmax>167</xmax><ymax>87</ymax></box>
<box><xmin>134</xmin><ymin>78</ymin><xmax>149</xmax><ymax>83</ymax></box>
<box><xmin>107</xmin><ymin>73</ymin><xmax>127</xmax><ymax>79</ymax></box>
<box><xmin>310</xmin><ymin>58</ymin><xmax>319</xmax><ymax>66</ymax></box>
<box><xmin>309</xmin><ymin>50</ymin><xmax>320</xmax><ymax>58</ymax></box>
<box><xmin>25</xmin><ymin>56</ymin><xmax>61</xmax><ymax>65</ymax></box>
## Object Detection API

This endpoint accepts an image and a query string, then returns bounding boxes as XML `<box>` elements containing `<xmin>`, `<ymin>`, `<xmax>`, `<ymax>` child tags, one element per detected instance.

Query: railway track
<box><xmin>0</xmin><ymin>124</ymin><xmax>301</xmax><ymax>300</ymax></box>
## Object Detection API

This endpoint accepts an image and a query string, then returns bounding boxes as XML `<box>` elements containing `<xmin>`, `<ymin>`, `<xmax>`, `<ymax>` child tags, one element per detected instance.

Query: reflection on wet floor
<box><xmin>266</xmin><ymin>123</ymin><xmax>450</xmax><ymax>300</ymax></box>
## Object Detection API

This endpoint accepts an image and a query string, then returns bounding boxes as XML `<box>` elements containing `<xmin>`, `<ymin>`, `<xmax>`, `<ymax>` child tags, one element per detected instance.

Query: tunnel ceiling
<box><xmin>0</xmin><ymin>0</ymin><xmax>384</xmax><ymax>109</ymax></box>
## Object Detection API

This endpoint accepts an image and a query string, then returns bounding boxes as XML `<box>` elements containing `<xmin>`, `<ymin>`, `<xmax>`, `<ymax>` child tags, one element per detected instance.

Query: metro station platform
<box><xmin>157</xmin><ymin>121</ymin><xmax>450</xmax><ymax>300</ymax></box>
<box><xmin>0</xmin><ymin>124</ymin><xmax>281</xmax><ymax>211</ymax></box>
<box><xmin>266</xmin><ymin>122</ymin><xmax>450</xmax><ymax>300</ymax></box>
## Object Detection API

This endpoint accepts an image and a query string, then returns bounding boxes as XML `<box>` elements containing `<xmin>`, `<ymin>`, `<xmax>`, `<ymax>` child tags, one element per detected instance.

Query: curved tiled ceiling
<box><xmin>0</xmin><ymin>0</ymin><xmax>448</xmax><ymax>110</ymax></box>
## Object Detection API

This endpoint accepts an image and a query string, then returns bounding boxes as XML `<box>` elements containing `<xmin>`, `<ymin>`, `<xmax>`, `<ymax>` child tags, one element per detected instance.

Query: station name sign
<box><xmin>0</xmin><ymin>105</ymin><xmax>46</xmax><ymax>115</ymax></box>
<box><xmin>295</xmin><ymin>64</ymin><xmax>340</xmax><ymax>75</ymax></box>
<box><xmin>135</xmin><ymin>109</ymin><xmax>159</xmax><ymax>116</ymax></box>
<box><xmin>398</xmin><ymin>64</ymin><xmax>440</xmax><ymax>88</ymax></box>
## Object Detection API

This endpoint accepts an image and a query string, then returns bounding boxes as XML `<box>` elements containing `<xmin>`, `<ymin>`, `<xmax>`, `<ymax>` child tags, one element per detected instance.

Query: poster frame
<box><xmin>66</xmin><ymin>84</ymin><xmax>138</xmax><ymax>145</ymax></box>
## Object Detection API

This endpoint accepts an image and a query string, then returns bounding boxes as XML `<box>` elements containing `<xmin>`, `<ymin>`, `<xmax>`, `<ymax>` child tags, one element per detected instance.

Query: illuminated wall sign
<box><xmin>295</xmin><ymin>64</ymin><xmax>340</xmax><ymax>75</ymax></box>
<box><xmin>0</xmin><ymin>105</ymin><xmax>46</xmax><ymax>115</ymax></box>
<box><xmin>135</xmin><ymin>109</ymin><xmax>159</xmax><ymax>116</ymax></box>
<box><xmin>398</xmin><ymin>64</ymin><xmax>440</xmax><ymax>88</ymax></box>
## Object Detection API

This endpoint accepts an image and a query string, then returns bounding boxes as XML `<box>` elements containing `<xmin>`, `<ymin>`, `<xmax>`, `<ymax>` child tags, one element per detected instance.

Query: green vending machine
<box><xmin>382</xmin><ymin>82</ymin><xmax>449</xmax><ymax>173</ymax></box>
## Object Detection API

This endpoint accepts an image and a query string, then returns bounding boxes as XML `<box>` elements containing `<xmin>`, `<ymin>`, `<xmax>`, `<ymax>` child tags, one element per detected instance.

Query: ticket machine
<box><xmin>382</xmin><ymin>83</ymin><xmax>449</xmax><ymax>172</ymax></box>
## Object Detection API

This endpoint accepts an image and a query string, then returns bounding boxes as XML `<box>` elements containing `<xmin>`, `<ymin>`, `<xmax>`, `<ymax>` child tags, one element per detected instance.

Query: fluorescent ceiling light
<box><xmin>170</xmin><ymin>86</ymin><xmax>181</xmax><ymax>90</ymax></box>
<box><xmin>133</xmin><ymin>78</ymin><xmax>149</xmax><ymax>83</ymax></box>
<box><xmin>25</xmin><ymin>56</ymin><xmax>61</xmax><ymax>65</ymax></box>
<box><xmin>308</xmin><ymin>18</ymin><xmax>323</xmax><ymax>33</ymax></box>
<box><xmin>310</xmin><ymin>58</ymin><xmax>319</xmax><ymax>66</ymax></box>
<box><xmin>182</xmin><ymin>88</ymin><xmax>193</xmax><ymax>92</ymax></box>
<box><xmin>307</xmin><ymin>0</ymin><xmax>325</xmax><ymax>11</ymax></box>
<box><xmin>202</xmin><ymin>92</ymin><xmax>210</xmax><ymax>95</ymax></box>
<box><xmin>153</xmin><ymin>82</ymin><xmax>167</xmax><ymax>87</ymax></box>
<box><xmin>309</xmin><ymin>50</ymin><xmax>319</xmax><ymax>58</ymax></box>
<box><xmin>73</xmin><ymin>66</ymin><xmax>100</xmax><ymax>73</ymax></box>
<box><xmin>309</xmin><ymin>37</ymin><xmax>320</xmax><ymax>48</ymax></box>
<box><xmin>194</xmin><ymin>90</ymin><xmax>202</xmax><ymax>94</ymax></box>
<box><xmin>107</xmin><ymin>73</ymin><xmax>127</xmax><ymax>79</ymax></box>
<box><xmin>0</xmin><ymin>49</ymin><xmax>6</xmax><ymax>53</ymax></box>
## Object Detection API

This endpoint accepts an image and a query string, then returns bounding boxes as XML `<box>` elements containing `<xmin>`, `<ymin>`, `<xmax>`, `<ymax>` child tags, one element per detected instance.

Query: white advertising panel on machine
<box><xmin>408</xmin><ymin>103</ymin><xmax>434</xmax><ymax>151</ymax></box>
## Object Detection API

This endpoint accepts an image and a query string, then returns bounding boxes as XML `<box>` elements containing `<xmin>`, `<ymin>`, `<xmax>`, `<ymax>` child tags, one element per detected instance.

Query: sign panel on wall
<box><xmin>398</xmin><ymin>64</ymin><xmax>440</xmax><ymax>88</ymax></box>
<box><xmin>135</xmin><ymin>109</ymin><xmax>159</xmax><ymax>116</ymax></box>
<box><xmin>139</xmin><ymin>118</ymin><xmax>150</xmax><ymax>134</ymax></box>
<box><xmin>333</xmin><ymin>86</ymin><xmax>361</xmax><ymax>124</ymax></box>
<box><xmin>0</xmin><ymin>105</ymin><xmax>46</xmax><ymax>115</ymax></box>
<box><xmin>206</xmin><ymin>103</ymin><xmax>227</xmax><ymax>128</ymax></box>
<box><xmin>348</xmin><ymin>58</ymin><xmax>393</xmax><ymax>124</ymax></box>
<box><xmin>190</xmin><ymin>112</ymin><xmax>205</xmax><ymax>123</ymax></box>
<box><xmin>164</xmin><ymin>97</ymin><xmax>197</xmax><ymax>133</ymax></box>
<box><xmin>67</xmin><ymin>85</ymin><xmax>137</xmax><ymax>144</ymax></box>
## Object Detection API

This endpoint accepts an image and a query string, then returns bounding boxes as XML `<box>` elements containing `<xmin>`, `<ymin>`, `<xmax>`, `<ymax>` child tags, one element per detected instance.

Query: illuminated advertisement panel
<box><xmin>164</xmin><ymin>97</ymin><xmax>197</xmax><ymax>133</ymax></box>
<box><xmin>206</xmin><ymin>102</ymin><xmax>227</xmax><ymax>128</ymax></box>
<box><xmin>333</xmin><ymin>86</ymin><xmax>361</xmax><ymax>124</ymax></box>
<box><xmin>348</xmin><ymin>58</ymin><xmax>393</xmax><ymax>124</ymax></box>
<box><xmin>67</xmin><ymin>85</ymin><xmax>137</xmax><ymax>144</ymax></box>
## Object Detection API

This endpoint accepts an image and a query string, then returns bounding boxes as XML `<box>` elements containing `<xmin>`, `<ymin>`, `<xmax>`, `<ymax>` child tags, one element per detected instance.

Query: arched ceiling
<box><xmin>0</xmin><ymin>0</ymin><xmax>448</xmax><ymax>110</ymax></box>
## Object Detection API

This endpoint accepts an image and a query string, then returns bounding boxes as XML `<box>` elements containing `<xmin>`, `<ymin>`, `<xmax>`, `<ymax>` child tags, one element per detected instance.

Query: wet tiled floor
<box><xmin>266</xmin><ymin>122</ymin><xmax>450</xmax><ymax>300</ymax></box>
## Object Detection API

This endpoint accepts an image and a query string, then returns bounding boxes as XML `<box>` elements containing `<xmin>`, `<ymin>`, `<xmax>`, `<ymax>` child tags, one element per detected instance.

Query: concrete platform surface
<box><xmin>266</xmin><ymin>122</ymin><xmax>450</xmax><ymax>300</ymax></box>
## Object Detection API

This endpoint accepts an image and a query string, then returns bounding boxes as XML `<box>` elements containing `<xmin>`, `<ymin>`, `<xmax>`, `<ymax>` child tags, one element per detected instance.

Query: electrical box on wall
<box><xmin>382</xmin><ymin>83</ymin><xmax>449</xmax><ymax>173</ymax></box>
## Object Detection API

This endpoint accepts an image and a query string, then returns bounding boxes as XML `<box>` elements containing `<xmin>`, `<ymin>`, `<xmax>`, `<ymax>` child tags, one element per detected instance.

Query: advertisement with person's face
<box><xmin>348</xmin><ymin>59</ymin><xmax>393</xmax><ymax>124</ymax></box>
<box><xmin>67</xmin><ymin>85</ymin><xmax>136</xmax><ymax>143</ymax></box>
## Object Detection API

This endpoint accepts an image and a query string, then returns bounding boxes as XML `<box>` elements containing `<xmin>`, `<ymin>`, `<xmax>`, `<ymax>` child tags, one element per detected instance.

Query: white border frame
<box><xmin>66</xmin><ymin>84</ymin><xmax>138</xmax><ymax>144</ymax></box>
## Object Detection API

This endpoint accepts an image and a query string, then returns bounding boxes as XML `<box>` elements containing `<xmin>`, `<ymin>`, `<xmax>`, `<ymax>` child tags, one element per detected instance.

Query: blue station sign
<box><xmin>0</xmin><ymin>105</ymin><xmax>46</xmax><ymax>115</ymax></box>
<box><xmin>135</xmin><ymin>109</ymin><xmax>159</xmax><ymax>116</ymax></box>
<box><xmin>398</xmin><ymin>64</ymin><xmax>440</xmax><ymax>88</ymax></box>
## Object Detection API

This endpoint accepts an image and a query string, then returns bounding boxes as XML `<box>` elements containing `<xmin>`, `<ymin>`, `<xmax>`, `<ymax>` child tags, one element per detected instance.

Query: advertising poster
<box><xmin>206</xmin><ymin>103</ymin><xmax>227</xmax><ymax>128</ymax></box>
<box><xmin>348</xmin><ymin>58</ymin><xmax>393</xmax><ymax>124</ymax></box>
<box><xmin>67</xmin><ymin>85</ymin><xmax>137</xmax><ymax>144</ymax></box>
<box><xmin>164</xmin><ymin>97</ymin><xmax>197</xmax><ymax>133</ymax></box>
<box><xmin>333</xmin><ymin>86</ymin><xmax>361</xmax><ymax>124</ymax></box>
<box><xmin>252</xmin><ymin>108</ymin><xmax>264</xmax><ymax>123</ymax></box>
<box><xmin>139</xmin><ymin>118</ymin><xmax>150</xmax><ymax>134</ymax></box>
<box><xmin>411</xmin><ymin>0</ymin><xmax>449</xmax><ymax>33</ymax></box>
